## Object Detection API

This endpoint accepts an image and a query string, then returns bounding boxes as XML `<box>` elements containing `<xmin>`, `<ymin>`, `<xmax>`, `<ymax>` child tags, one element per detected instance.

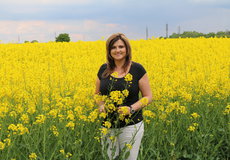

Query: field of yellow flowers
<box><xmin>0</xmin><ymin>38</ymin><xmax>229</xmax><ymax>159</ymax></box>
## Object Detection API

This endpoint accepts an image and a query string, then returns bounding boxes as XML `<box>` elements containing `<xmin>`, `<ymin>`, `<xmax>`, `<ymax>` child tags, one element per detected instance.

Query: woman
<box><xmin>95</xmin><ymin>33</ymin><xmax>152</xmax><ymax>160</ymax></box>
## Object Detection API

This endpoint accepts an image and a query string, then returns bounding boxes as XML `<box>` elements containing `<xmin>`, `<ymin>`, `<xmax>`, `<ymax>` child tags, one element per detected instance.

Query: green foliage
<box><xmin>31</xmin><ymin>40</ymin><xmax>38</xmax><ymax>43</ymax></box>
<box><xmin>1</xmin><ymin>95</ymin><xmax>229</xmax><ymax>159</ymax></box>
<box><xmin>169</xmin><ymin>31</ymin><xmax>230</xmax><ymax>38</ymax></box>
<box><xmin>55</xmin><ymin>33</ymin><xmax>71</xmax><ymax>42</ymax></box>
<box><xmin>139</xmin><ymin>95</ymin><xmax>229</xmax><ymax>160</ymax></box>
<box><xmin>216</xmin><ymin>31</ymin><xmax>226</xmax><ymax>37</ymax></box>
<box><xmin>205</xmin><ymin>32</ymin><xmax>216</xmax><ymax>38</ymax></box>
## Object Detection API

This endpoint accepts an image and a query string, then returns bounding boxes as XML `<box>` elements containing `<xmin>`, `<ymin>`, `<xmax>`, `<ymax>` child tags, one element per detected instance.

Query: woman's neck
<box><xmin>114</xmin><ymin>60</ymin><xmax>126</xmax><ymax>69</ymax></box>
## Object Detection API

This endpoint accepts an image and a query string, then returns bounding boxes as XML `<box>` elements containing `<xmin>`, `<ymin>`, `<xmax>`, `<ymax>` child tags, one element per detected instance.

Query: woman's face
<box><xmin>110</xmin><ymin>39</ymin><xmax>127</xmax><ymax>62</ymax></box>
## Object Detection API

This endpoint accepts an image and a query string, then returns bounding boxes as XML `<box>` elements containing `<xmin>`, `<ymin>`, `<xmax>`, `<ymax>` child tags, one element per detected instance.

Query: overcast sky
<box><xmin>0</xmin><ymin>0</ymin><xmax>229</xmax><ymax>43</ymax></box>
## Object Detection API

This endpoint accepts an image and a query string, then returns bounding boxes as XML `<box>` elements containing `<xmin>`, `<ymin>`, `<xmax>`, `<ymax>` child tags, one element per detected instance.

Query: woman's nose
<box><xmin>115</xmin><ymin>47</ymin><xmax>120</xmax><ymax>52</ymax></box>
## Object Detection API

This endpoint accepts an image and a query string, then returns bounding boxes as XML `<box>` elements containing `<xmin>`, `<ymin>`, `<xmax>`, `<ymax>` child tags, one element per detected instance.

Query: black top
<box><xmin>97</xmin><ymin>61</ymin><xmax>146</xmax><ymax>128</ymax></box>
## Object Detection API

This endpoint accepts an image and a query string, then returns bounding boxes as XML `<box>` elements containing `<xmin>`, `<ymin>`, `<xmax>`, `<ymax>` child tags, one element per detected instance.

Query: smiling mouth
<box><xmin>114</xmin><ymin>53</ymin><xmax>123</xmax><ymax>55</ymax></box>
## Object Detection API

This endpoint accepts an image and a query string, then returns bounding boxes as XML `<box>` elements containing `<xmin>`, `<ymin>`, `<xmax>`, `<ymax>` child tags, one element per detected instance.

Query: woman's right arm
<box><xmin>95</xmin><ymin>78</ymin><xmax>105</xmax><ymax>112</ymax></box>
<box><xmin>95</xmin><ymin>77</ymin><xmax>100</xmax><ymax>94</ymax></box>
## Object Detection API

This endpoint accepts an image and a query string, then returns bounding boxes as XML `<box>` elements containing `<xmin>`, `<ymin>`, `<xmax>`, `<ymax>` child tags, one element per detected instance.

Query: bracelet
<box><xmin>128</xmin><ymin>105</ymin><xmax>135</xmax><ymax>114</ymax></box>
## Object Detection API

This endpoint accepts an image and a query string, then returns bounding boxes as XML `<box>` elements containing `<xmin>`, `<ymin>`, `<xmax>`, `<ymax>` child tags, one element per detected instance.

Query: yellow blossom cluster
<box><xmin>33</xmin><ymin>114</ymin><xmax>46</xmax><ymax>125</ymax></box>
<box><xmin>50</xmin><ymin>125</ymin><xmax>59</xmax><ymax>136</ymax></box>
<box><xmin>109</xmin><ymin>90</ymin><xmax>126</xmax><ymax>105</ymax></box>
<box><xmin>191</xmin><ymin>112</ymin><xmax>200</xmax><ymax>119</ymax></box>
<box><xmin>187</xmin><ymin>123</ymin><xmax>199</xmax><ymax>132</ymax></box>
<box><xmin>8</xmin><ymin>124</ymin><xmax>29</xmax><ymax>135</ymax></box>
<box><xmin>124</xmin><ymin>73</ymin><xmax>133</xmax><ymax>82</ymax></box>
<box><xmin>29</xmin><ymin>153</ymin><xmax>37</xmax><ymax>160</ymax></box>
<box><xmin>223</xmin><ymin>105</ymin><xmax>230</xmax><ymax>115</ymax></box>
<box><xmin>0</xmin><ymin>141</ymin><xmax>5</xmax><ymax>150</ymax></box>
<box><xmin>59</xmin><ymin>149</ymin><xmax>72</xmax><ymax>158</ymax></box>
<box><xmin>0</xmin><ymin>138</ymin><xmax>11</xmax><ymax>150</ymax></box>
<box><xmin>140</xmin><ymin>97</ymin><xmax>149</xmax><ymax>106</ymax></box>
<box><xmin>111</xmin><ymin>72</ymin><xmax>118</xmax><ymax>78</ymax></box>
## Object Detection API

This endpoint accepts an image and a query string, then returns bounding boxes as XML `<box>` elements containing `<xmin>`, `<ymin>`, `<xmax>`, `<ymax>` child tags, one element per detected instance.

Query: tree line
<box><xmin>24</xmin><ymin>33</ymin><xmax>70</xmax><ymax>43</ymax></box>
<box><xmin>24</xmin><ymin>31</ymin><xmax>230</xmax><ymax>43</ymax></box>
<box><xmin>168</xmin><ymin>31</ymin><xmax>230</xmax><ymax>38</ymax></box>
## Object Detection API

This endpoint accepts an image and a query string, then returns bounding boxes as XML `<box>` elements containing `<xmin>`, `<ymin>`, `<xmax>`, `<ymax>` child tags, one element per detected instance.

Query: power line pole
<box><xmin>146</xmin><ymin>26</ymin><xmax>149</xmax><ymax>40</ymax></box>
<box><xmin>166</xmin><ymin>23</ymin><xmax>168</xmax><ymax>38</ymax></box>
<box><xmin>178</xmin><ymin>26</ymin><xmax>181</xmax><ymax>34</ymax></box>
<box><xmin>18</xmin><ymin>35</ymin><xmax>20</xmax><ymax>43</ymax></box>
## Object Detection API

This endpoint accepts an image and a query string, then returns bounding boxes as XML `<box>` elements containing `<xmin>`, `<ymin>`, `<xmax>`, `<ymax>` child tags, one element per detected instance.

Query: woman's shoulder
<box><xmin>98</xmin><ymin>63</ymin><xmax>107</xmax><ymax>74</ymax></box>
<box><xmin>131</xmin><ymin>61</ymin><xmax>145</xmax><ymax>69</ymax></box>
<box><xmin>97</xmin><ymin>63</ymin><xmax>107</xmax><ymax>80</ymax></box>
<box><xmin>131</xmin><ymin>61</ymin><xmax>146</xmax><ymax>79</ymax></box>
<box><xmin>99</xmin><ymin>63</ymin><xmax>107</xmax><ymax>70</ymax></box>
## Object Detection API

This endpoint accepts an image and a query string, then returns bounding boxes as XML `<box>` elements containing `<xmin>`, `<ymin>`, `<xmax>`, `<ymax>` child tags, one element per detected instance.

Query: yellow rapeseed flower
<box><xmin>124</xmin><ymin>73</ymin><xmax>133</xmax><ymax>82</ymax></box>
<box><xmin>109</xmin><ymin>136</ymin><xmax>116</xmax><ymax>142</ymax></box>
<box><xmin>50</xmin><ymin>125</ymin><xmax>59</xmax><ymax>136</ymax></box>
<box><xmin>99</xmin><ymin>112</ymin><xmax>107</xmax><ymax>119</ymax></box>
<box><xmin>140</xmin><ymin>97</ymin><xmax>149</xmax><ymax>106</ymax></box>
<box><xmin>187</xmin><ymin>126</ymin><xmax>196</xmax><ymax>132</ymax></box>
<box><xmin>29</xmin><ymin>153</ymin><xmax>37</xmax><ymax>160</ymax></box>
<box><xmin>3</xmin><ymin>138</ymin><xmax>11</xmax><ymax>146</ymax></box>
<box><xmin>103</xmin><ymin>121</ymin><xmax>112</xmax><ymax>128</ymax></box>
<box><xmin>176</xmin><ymin>106</ymin><xmax>187</xmax><ymax>114</ymax></box>
<box><xmin>20</xmin><ymin>114</ymin><xmax>29</xmax><ymax>124</ymax></box>
<box><xmin>143</xmin><ymin>110</ymin><xmax>156</xmax><ymax>118</ymax></box>
<box><xmin>125</xmin><ymin>143</ymin><xmax>132</xmax><ymax>150</ymax></box>
<box><xmin>88</xmin><ymin>109</ymin><xmax>98</xmax><ymax>122</ymax></box>
<box><xmin>66</xmin><ymin>121</ymin><xmax>75</xmax><ymax>130</ymax></box>
<box><xmin>191</xmin><ymin>112</ymin><xmax>200</xmax><ymax>119</ymax></box>
<box><xmin>223</xmin><ymin>105</ymin><xmax>230</xmax><ymax>115</ymax></box>
<box><xmin>94</xmin><ymin>136</ymin><xmax>100</xmax><ymax>142</ymax></box>
<box><xmin>33</xmin><ymin>115</ymin><xmax>46</xmax><ymax>125</ymax></box>
<box><xmin>66</xmin><ymin>152</ymin><xmax>72</xmax><ymax>158</ymax></box>
<box><xmin>0</xmin><ymin>141</ymin><xmax>5</xmax><ymax>150</ymax></box>
<box><xmin>60</xmin><ymin>149</ymin><xmax>65</xmax><ymax>154</ymax></box>
<box><xmin>100</xmin><ymin>128</ymin><xmax>108</xmax><ymax>136</ymax></box>
<box><xmin>111</xmin><ymin>72</ymin><xmax>118</xmax><ymax>78</ymax></box>
<box><xmin>122</xmin><ymin>89</ymin><xmax>129</xmax><ymax>97</ymax></box>
<box><xmin>187</xmin><ymin>123</ymin><xmax>199</xmax><ymax>132</ymax></box>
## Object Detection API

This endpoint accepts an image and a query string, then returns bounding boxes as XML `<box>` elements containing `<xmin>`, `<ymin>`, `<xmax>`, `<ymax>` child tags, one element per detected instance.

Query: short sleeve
<box><xmin>135</xmin><ymin>63</ymin><xmax>146</xmax><ymax>80</ymax></box>
<box><xmin>97</xmin><ymin>64</ymin><xmax>107</xmax><ymax>80</ymax></box>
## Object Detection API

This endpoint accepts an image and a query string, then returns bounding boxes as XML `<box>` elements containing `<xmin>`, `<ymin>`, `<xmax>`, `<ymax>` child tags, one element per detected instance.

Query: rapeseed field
<box><xmin>0</xmin><ymin>38</ymin><xmax>229</xmax><ymax>159</ymax></box>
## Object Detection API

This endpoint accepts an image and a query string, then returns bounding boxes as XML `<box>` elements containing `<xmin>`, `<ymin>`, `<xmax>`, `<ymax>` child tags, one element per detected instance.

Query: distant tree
<box><xmin>226</xmin><ymin>30</ymin><xmax>230</xmax><ymax>35</ymax></box>
<box><xmin>31</xmin><ymin>40</ymin><xmax>38</xmax><ymax>43</ymax></box>
<box><xmin>169</xmin><ymin>31</ymin><xmax>204</xmax><ymax>38</ymax></box>
<box><xmin>24</xmin><ymin>40</ymin><xmax>30</xmax><ymax>43</ymax></box>
<box><xmin>225</xmin><ymin>31</ymin><xmax>230</xmax><ymax>38</ymax></box>
<box><xmin>205</xmin><ymin>32</ymin><xmax>215</xmax><ymax>38</ymax></box>
<box><xmin>169</xmin><ymin>33</ymin><xmax>180</xmax><ymax>38</ymax></box>
<box><xmin>55</xmin><ymin>33</ymin><xmax>70</xmax><ymax>42</ymax></box>
<box><xmin>182</xmin><ymin>31</ymin><xmax>204</xmax><ymax>38</ymax></box>
<box><xmin>216</xmin><ymin>31</ymin><xmax>226</xmax><ymax>37</ymax></box>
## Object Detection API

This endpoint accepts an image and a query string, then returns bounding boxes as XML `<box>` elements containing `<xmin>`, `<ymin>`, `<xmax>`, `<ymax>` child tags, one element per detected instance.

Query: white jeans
<box><xmin>101</xmin><ymin>121</ymin><xmax>144</xmax><ymax>160</ymax></box>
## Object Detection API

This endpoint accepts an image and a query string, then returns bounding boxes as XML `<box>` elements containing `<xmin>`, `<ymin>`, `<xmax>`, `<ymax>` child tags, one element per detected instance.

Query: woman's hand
<box><xmin>118</xmin><ymin>106</ymin><xmax>130</xmax><ymax>116</ymax></box>
<box><xmin>98</xmin><ymin>105</ymin><xmax>106</xmax><ymax>113</ymax></box>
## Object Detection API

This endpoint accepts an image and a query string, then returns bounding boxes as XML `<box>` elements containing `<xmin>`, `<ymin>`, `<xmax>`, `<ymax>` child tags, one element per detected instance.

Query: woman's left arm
<box><xmin>131</xmin><ymin>73</ymin><xmax>152</xmax><ymax>111</ymax></box>
<box><xmin>118</xmin><ymin>73</ymin><xmax>152</xmax><ymax>115</ymax></box>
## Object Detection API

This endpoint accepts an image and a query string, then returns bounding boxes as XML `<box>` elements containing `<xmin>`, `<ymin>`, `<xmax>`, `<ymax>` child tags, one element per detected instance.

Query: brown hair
<box><xmin>102</xmin><ymin>33</ymin><xmax>132</xmax><ymax>78</ymax></box>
